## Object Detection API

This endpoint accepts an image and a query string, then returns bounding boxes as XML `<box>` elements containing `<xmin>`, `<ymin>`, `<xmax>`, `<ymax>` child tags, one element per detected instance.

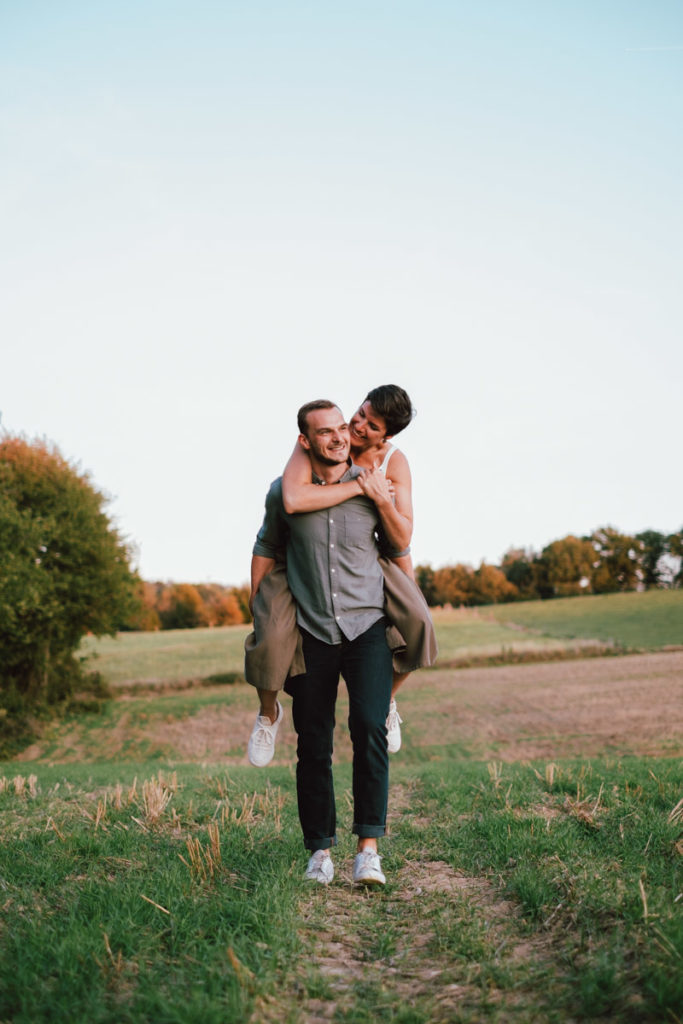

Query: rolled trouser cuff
<box><xmin>352</xmin><ymin>824</ymin><xmax>386</xmax><ymax>838</ymax></box>
<box><xmin>305</xmin><ymin>835</ymin><xmax>337</xmax><ymax>851</ymax></box>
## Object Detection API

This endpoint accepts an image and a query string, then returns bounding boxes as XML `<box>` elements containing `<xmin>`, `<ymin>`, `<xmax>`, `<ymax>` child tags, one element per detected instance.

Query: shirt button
<box><xmin>332</xmin><ymin>592</ymin><xmax>337</xmax><ymax>597</ymax></box>
<box><xmin>331</xmin><ymin>568</ymin><xmax>335</xmax><ymax>573</ymax></box>
<box><xmin>330</xmin><ymin>518</ymin><xmax>334</xmax><ymax>523</ymax></box>
<box><xmin>330</xmin><ymin>543</ymin><xmax>334</xmax><ymax>548</ymax></box>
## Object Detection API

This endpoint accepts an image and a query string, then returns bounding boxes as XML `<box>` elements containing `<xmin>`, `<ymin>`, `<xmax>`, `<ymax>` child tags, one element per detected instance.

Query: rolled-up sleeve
<box><xmin>252</xmin><ymin>479</ymin><xmax>287</xmax><ymax>559</ymax></box>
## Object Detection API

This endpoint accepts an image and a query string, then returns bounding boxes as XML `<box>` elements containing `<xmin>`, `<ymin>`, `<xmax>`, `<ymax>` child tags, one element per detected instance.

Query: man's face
<box><xmin>300</xmin><ymin>407</ymin><xmax>351</xmax><ymax>465</ymax></box>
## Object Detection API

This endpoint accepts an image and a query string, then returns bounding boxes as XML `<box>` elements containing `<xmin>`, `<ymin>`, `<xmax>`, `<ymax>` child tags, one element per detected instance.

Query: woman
<box><xmin>246</xmin><ymin>385</ymin><xmax>436</xmax><ymax>766</ymax></box>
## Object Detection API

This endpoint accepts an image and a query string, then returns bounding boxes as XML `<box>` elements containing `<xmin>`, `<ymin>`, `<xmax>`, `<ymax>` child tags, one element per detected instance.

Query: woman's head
<box><xmin>362</xmin><ymin>385</ymin><xmax>415</xmax><ymax>438</ymax></box>
<box><xmin>349</xmin><ymin>385</ymin><xmax>415</xmax><ymax>450</ymax></box>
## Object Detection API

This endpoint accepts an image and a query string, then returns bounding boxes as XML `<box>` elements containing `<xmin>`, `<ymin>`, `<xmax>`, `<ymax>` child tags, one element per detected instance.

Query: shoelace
<box><xmin>252</xmin><ymin>723</ymin><xmax>275</xmax><ymax>747</ymax></box>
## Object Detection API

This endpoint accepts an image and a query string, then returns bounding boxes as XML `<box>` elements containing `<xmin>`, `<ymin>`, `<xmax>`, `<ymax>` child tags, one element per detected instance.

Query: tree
<box><xmin>0</xmin><ymin>436</ymin><xmax>138</xmax><ymax>707</ymax></box>
<box><xmin>537</xmin><ymin>535</ymin><xmax>595</xmax><ymax>597</ymax></box>
<box><xmin>415</xmin><ymin>564</ymin><xmax>437</xmax><ymax>606</ymax></box>
<box><xmin>501</xmin><ymin>548</ymin><xmax>539</xmax><ymax>600</ymax></box>
<box><xmin>591</xmin><ymin>526</ymin><xmax>640</xmax><ymax>593</ymax></box>
<box><xmin>635</xmin><ymin>530</ymin><xmax>667</xmax><ymax>589</ymax></box>
<box><xmin>158</xmin><ymin>583</ymin><xmax>208</xmax><ymax>630</ymax></box>
<box><xmin>470</xmin><ymin>563</ymin><xmax>519</xmax><ymax>605</ymax></box>
<box><xmin>196</xmin><ymin>583</ymin><xmax>244</xmax><ymax>626</ymax></box>
<box><xmin>432</xmin><ymin>564</ymin><xmax>475</xmax><ymax>606</ymax></box>
<box><xmin>667</xmin><ymin>529</ymin><xmax>683</xmax><ymax>587</ymax></box>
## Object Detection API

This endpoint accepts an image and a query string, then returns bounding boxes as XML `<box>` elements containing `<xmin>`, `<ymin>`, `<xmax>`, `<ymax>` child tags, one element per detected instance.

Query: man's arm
<box><xmin>250</xmin><ymin>479</ymin><xmax>287</xmax><ymax>612</ymax></box>
<box><xmin>250</xmin><ymin>555</ymin><xmax>276</xmax><ymax>614</ymax></box>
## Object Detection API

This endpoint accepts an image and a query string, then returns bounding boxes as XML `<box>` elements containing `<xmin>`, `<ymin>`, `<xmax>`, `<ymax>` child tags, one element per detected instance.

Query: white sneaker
<box><xmin>305</xmin><ymin>850</ymin><xmax>334</xmax><ymax>885</ymax></box>
<box><xmin>386</xmin><ymin>699</ymin><xmax>403</xmax><ymax>754</ymax></box>
<box><xmin>352</xmin><ymin>850</ymin><xmax>386</xmax><ymax>886</ymax></box>
<box><xmin>247</xmin><ymin>700</ymin><xmax>283</xmax><ymax>767</ymax></box>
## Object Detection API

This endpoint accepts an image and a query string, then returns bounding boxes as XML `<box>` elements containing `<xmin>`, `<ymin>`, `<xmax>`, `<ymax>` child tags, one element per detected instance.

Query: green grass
<box><xmin>80</xmin><ymin>625</ymin><xmax>252</xmax><ymax>686</ymax></box>
<box><xmin>0</xmin><ymin>758</ymin><xmax>680</xmax><ymax>1023</ymax></box>
<box><xmin>486</xmin><ymin>589</ymin><xmax>683</xmax><ymax>650</ymax></box>
<box><xmin>80</xmin><ymin>591</ymin><xmax>683</xmax><ymax>692</ymax></box>
<box><xmin>430</xmin><ymin>608</ymin><xmax>612</xmax><ymax>665</ymax></box>
<box><xmin>6</xmin><ymin>590</ymin><xmax>681</xmax><ymax>1020</ymax></box>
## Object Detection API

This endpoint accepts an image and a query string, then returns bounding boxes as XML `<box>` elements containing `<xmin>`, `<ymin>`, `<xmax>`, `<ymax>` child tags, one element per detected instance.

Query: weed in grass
<box><xmin>0</xmin><ymin>773</ymin><xmax>39</xmax><ymax>798</ymax></box>
<box><xmin>179</xmin><ymin>822</ymin><xmax>226</xmax><ymax>884</ymax></box>
<box><xmin>141</xmin><ymin>775</ymin><xmax>174</xmax><ymax>823</ymax></box>
<box><xmin>668</xmin><ymin>797</ymin><xmax>683</xmax><ymax>826</ymax></box>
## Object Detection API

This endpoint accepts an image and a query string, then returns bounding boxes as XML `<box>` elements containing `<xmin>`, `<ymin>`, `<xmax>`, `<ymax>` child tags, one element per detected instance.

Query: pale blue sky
<box><xmin>2</xmin><ymin>2</ymin><xmax>682</xmax><ymax>584</ymax></box>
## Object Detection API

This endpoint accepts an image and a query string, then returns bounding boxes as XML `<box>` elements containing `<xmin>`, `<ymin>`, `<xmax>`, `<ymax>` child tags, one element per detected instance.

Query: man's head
<box><xmin>297</xmin><ymin>400</ymin><xmax>350</xmax><ymax>469</ymax></box>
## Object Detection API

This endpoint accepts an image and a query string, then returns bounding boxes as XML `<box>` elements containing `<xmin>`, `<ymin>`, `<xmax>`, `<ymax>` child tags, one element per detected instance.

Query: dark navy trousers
<box><xmin>284</xmin><ymin>618</ymin><xmax>393</xmax><ymax>852</ymax></box>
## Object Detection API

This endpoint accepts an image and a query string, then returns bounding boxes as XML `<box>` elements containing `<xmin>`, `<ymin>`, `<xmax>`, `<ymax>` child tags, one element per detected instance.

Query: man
<box><xmin>250</xmin><ymin>400</ymin><xmax>406</xmax><ymax>886</ymax></box>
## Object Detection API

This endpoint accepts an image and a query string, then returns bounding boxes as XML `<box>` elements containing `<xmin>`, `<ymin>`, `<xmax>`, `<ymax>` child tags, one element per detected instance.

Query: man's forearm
<box><xmin>250</xmin><ymin>555</ymin><xmax>276</xmax><ymax>613</ymax></box>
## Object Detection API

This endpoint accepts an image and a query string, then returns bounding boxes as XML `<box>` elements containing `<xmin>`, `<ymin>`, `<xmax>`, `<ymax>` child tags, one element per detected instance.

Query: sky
<box><xmin>2</xmin><ymin>1</ymin><xmax>682</xmax><ymax>586</ymax></box>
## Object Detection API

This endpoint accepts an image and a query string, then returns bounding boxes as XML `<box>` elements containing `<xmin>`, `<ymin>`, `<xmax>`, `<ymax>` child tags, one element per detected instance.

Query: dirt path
<box><xmin>249</xmin><ymin>788</ymin><xmax>565</xmax><ymax>1024</ymax></box>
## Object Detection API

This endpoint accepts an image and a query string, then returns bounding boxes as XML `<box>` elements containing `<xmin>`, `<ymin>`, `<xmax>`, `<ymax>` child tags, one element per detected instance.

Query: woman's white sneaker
<box><xmin>386</xmin><ymin>699</ymin><xmax>403</xmax><ymax>753</ymax></box>
<box><xmin>305</xmin><ymin>850</ymin><xmax>334</xmax><ymax>884</ymax></box>
<box><xmin>247</xmin><ymin>700</ymin><xmax>283</xmax><ymax>766</ymax></box>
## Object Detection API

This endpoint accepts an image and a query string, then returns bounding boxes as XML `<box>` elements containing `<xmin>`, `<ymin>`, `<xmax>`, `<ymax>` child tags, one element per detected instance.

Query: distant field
<box><xmin>80</xmin><ymin>625</ymin><xmax>252</xmax><ymax>686</ymax></box>
<box><xmin>81</xmin><ymin>589</ymin><xmax>682</xmax><ymax>688</ymax></box>
<box><xmin>486</xmin><ymin>588</ymin><xmax>683</xmax><ymax>649</ymax></box>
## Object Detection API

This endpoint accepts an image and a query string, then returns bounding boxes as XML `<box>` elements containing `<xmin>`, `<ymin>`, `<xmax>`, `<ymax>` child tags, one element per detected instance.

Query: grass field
<box><xmin>2</xmin><ymin>591</ymin><xmax>682</xmax><ymax>1022</ymax></box>
<box><xmin>485</xmin><ymin>589</ymin><xmax>683</xmax><ymax>650</ymax></box>
<box><xmin>1</xmin><ymin>755</ymin><xmax>680</xmax><ymax>1023</ymax></box>
<box><xmin>81</xmin><ymin>588</ymin><xmax>683</xmax><ymax>690</ymax></box>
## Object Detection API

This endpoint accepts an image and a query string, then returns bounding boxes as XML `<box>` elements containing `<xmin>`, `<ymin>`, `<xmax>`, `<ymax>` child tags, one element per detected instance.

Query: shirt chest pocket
<box><xmin>337</xmin><ymin>504</ymin><xmax>376</xmax><ymax>550</ymax></box>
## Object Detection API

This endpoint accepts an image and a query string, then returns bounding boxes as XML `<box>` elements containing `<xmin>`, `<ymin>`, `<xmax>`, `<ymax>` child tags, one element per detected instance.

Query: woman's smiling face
<box><xmin>349</xmin><ymin>401</ymin><xmax>389</xmax><ymax>449</ymax></box>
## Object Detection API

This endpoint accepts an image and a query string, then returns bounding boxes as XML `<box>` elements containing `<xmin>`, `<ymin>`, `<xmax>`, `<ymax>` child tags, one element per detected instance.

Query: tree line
<box><xmin>125</xmin><ymin>580</ymin><xmax>251</xmax><ymax>631</ymax></box>
<box><xmin>415</xmin><ymin>526</ymin><xmax>683</xmax><ymax>608</ymax></box>
<box><xmin>2</xmin><ymin>434</ymin><xmax>681</xmax><ymax>729</ymax></box>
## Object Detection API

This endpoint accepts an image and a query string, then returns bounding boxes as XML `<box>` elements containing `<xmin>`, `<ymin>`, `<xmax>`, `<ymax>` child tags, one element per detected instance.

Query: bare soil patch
<box><xmin>407</xmin><ymin>650</ymin><xmax>683</xmax><ymax>761</ymax></box>
<box><xmin>16</xmin><ymin>651</ymin><xmax>683</xmax><ymax>764</ymax></box>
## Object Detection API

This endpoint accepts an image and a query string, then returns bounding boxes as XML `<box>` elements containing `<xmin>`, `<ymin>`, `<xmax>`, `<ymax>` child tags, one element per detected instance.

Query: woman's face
<box><xmin>349</xmin><ymin>401</ymin><xmax>388</xmax><ymax>449</ymax></box>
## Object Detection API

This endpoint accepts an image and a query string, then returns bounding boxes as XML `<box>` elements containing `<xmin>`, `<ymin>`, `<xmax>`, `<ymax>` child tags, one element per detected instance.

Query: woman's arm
<box><xmin>358</xmin><ymin>449</ymin><xmax>414</xmax><ymax>552</ymax></box>
<box><xmin>281</xmin><ymin>442</ymin><xmax>362</xmax><ymax>514</ymax></box>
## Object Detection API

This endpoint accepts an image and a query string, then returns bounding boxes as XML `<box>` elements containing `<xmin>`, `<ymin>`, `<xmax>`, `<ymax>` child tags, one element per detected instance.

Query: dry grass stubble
<box><xmin>251</xmin><ymin>784</ymin><xmax>563</xmax><ymax>1024</ymax></box>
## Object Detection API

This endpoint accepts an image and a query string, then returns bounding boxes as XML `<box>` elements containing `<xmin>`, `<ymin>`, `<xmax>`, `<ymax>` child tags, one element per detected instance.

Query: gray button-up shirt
<box><xmin>253</xmin><ymin>466</ymin><xmax>399</xmax><ymax>645</ymax></box>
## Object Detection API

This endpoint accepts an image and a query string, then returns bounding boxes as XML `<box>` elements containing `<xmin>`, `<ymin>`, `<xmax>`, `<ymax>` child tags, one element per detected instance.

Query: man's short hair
<box><xmin>297</xmin><ymin>400</ymin><xmax>339</xmax><ymax>436</ymax></box>
<box><xmin>364</xmin><ymin>385</ymin><xmax>415</xmax><ymax>437</ymax></box>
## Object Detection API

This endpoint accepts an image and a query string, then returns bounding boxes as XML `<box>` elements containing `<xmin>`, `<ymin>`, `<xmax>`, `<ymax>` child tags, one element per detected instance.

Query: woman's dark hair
<box><xmin>364</xmin><ymin>385</ymin><xmax>415</xmax><ymax>437</ymax></box>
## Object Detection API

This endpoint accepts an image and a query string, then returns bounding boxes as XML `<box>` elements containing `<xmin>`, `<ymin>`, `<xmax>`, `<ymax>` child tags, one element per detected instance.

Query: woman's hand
<box><xmin>357</xmin><ymin>465</ymin><xmax>394</xmax><ymax>507</ymax></box>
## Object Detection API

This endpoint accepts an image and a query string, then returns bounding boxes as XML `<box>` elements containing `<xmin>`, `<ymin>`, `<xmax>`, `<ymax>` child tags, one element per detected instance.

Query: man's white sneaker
<box><xmin>352</xmin><ymin>850</ymin><xmax>386</xmax><ymax>886</ymax></box>
<box><xmin>386</xmin><ymin>699</ymin><xmax>403</xmax><ymax>754</ymax></box>
<box><xmin>247</xmin><ymin>700</ymin><xmax>283</xmax><ymax>767</ymax></box>
<box><xmin>305</xmin><ymin>850</ymin><xmax>334</xmax><ymax>885</ymax></box>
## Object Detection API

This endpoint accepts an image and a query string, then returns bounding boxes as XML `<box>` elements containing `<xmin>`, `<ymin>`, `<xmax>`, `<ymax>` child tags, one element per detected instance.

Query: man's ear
<box><xmin>298</xmin><ymin>433</ymin><xmax>311</xmax><ymax>451</ymax></box>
